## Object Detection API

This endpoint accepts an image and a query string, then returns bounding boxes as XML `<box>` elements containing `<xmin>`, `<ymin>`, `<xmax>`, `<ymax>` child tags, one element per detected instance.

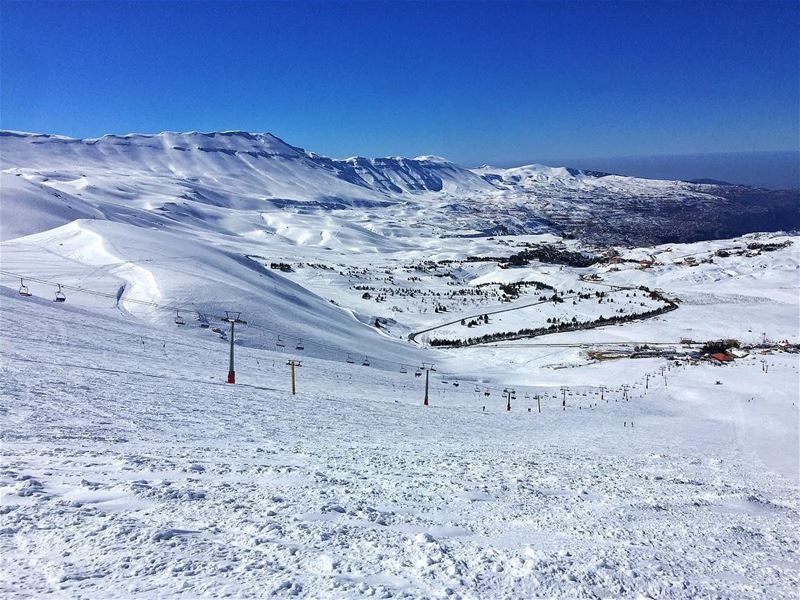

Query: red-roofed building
<box><xmin>709</xmin><ymin>352</ymin><xmax>734</xmax><ymax>364</ymax></box>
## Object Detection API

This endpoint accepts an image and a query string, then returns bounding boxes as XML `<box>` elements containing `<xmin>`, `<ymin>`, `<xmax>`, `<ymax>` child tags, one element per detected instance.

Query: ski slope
<box><xmin>1</xmin><ymin>283</ymin><xmax>798</xmax><ymax>598</ymax></box>
<box><xmin>1</xmin><ymin>129</ymin><xmax>799</xmax><ymax>598</ymax></box>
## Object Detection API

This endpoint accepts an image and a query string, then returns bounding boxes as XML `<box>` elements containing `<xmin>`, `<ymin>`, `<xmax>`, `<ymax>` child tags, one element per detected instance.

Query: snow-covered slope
<box><xmin>1</xmin><ymin>129</ymin><xmax>798</xmax><ymax>598</ymax></box>
<box><xmin>3</xmin><ymin>129</ymin><xmax>798</xmax><ymax>247</ymax></box>
<box><xmin>0</xmin><ymin>218</ymin><xmax>425</xmax><ymax>370</ymax></box>
<box><xmin>1</xmin><ymin>129</ymin><xmax>797</xmax><ymax>367</ymax></box>
<box><xmin>1</xmin><ymin>265</ymin><xmax>798</xmax><ymax>598</ymax></box>
<box><xmin>0</xmin><ymin>130</ymin><xmax>492</xmax><ymax>215</ymax></box>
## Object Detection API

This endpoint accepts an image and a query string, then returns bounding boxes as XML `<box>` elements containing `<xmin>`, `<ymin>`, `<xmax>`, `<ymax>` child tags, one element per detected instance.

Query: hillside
<box><xmin>1</xmin><ymin>250</ymin><xmax>798</xmax><ymax>598</ymax></box>
<box><xmin>2</xmin><ymin>130</ymin><xmax>797</xmax><ymax>246</ymax></box>
<box><xmin>1</xmin><ymin>129</ymin><xmax>798</xmax><ymax>598</ymax></box>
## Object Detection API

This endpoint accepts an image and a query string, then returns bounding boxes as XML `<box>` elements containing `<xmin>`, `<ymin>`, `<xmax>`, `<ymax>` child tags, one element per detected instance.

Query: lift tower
<box><xmin>224</xmin><ymin>311</ymin><xmax>247</xmax><ymax>384</ymax></box>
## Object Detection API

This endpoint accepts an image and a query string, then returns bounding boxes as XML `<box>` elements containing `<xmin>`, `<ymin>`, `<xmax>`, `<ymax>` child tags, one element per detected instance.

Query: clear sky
<box><xmin>2</xmin><ymin>0</ymin><xmax>798</xmax><ymax>168</ymax></box>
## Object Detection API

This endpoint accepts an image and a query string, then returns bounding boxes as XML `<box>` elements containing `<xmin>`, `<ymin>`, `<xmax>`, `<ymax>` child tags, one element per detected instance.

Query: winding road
<box><xmin>408</xmin><ymin>274</ymin><xmax>676</xmax><ymax>347</ymax></box>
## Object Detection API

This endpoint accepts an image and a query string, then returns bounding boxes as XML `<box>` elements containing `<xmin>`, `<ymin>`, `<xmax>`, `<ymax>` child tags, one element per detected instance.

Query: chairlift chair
<box><xmin>484</xmin><ymin>389</ymin><xmax>491</xmax><ymax>397</ymax></box>
<box><xmin>362</xmin><ymin>356</ymin><xmax>370</xmax><ymax>367</ymax></box>
<box><xmin>400</xmin><ymin>364</ymin><xmax>407</xmax><ymax>374</ymax></box>
<box><xmin>276</xmin><ymin>335</ymin><xmax>286</xmax><ymax>349</ymax></box>
<box><xmin>346</xmin><ymin>353</ymin><xmax>355</xmax><ymax>364</ymax></box>
<box><xmin>414</xmin><ymin>368</ymin><xmax>422</xmax><ymax>378</ymax></box>
<box><xmin>54</xmin><ymin>284</ymin><xmax>66</xmax><ymax>302</ymax></box>
<box><xmin>174</xmin><ymin>310</ymin><xmax>186</xmax><ymax>326</ymax></box>
<box><xmin>295</xmin><ymin>339</ymin><xmax>304</xmax><ymax>351</ymax></box>
<box><xmin>18</xmin><ymin>279</ymin><xmax>32</xmax><ymax>297</ymax></box>
<box><xmin>452</xmin><ymin>382</ymin><xmax>459</xmax><ymax>387</ymax></box>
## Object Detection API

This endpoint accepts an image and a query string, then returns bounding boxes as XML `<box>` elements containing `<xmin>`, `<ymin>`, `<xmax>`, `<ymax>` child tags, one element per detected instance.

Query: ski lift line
<box><xmin>5</xmin><ymin>268</ymin><xmax>657</xmax><ymax>390</ymax></box>
<box><xmin>1</xmin><ymin>269</ymin><xmax>417</xmax><ymax>374</ymax></box>
<box><xmin>1</xmin><ymin>269</ymin><xmax>640</xmax><ymax>397</ymax></box>
<box><xmin>1</xmin><ymin>270</ymin><xmax>189</xmax><ymax>312</ymax></box>
<box><xmin>1</xmin><ymin>270</ymin><xmax>345</xmax><ymax>354</ymax></box>
<box><xmin>2</xmin><ymin>271</ymin><xmax>438</xmax><ymax>380</ymax></box>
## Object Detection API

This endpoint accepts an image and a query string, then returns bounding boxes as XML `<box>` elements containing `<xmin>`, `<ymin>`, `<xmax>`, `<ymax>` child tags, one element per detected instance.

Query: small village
<box><xmin>586</xmin><ymin>338</ymin><xmax>799</xmax><ymax>366</ymax></box>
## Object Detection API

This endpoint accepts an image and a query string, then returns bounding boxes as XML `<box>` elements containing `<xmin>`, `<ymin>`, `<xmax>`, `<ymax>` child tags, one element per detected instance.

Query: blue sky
<box><xmin>2</xmin><ymin>0</ymin><xmax>798</xmax><ymax>169</ymax></box>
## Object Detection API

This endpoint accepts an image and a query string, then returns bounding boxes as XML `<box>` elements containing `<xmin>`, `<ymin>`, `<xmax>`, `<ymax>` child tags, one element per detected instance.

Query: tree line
<box><xmin>429</xmin><ymin>303</ymin><xmax>678</xmax><ymax>347</ymax></box>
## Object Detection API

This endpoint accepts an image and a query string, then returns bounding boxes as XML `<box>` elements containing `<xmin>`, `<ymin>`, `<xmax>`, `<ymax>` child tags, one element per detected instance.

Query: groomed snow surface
<box><xmin>1</xmin><ymin>284</ymin><xmax>798</xmax><ymax>598</ymax></box>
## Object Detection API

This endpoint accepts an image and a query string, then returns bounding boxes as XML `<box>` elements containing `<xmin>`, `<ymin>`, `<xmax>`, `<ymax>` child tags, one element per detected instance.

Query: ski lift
<box><xmin>18</xmin><ymin>279</ymin><xmax>31</xmax><ymax>297</ymax></box>
<box><xmin>362</xmin><ymin>356</ymin><xmax>370</xmax><ymax>367</ymax></box>
<box><xmin>295</xmin><ymin>339</ymin><xmax>304</xmax><ymax>351</ymax></box>
<box><xmin>53</xmin><ymin>284</ymin><xmax>66</xmax><ymax>303</ymax></box>
<box><xmin>174</xmin><ymin>310</ymin><xmax>186</xmax><ymax>326</ymax></box>
<box><xmin>474</xmin><ymin>385</ymin><xmax>481</xmax><ymax>393</ymax></box>
<box><xmin>414</xmin><ymin>368</ymin><xmax>422</xmax><ymax>378</ymax></box>
<box><xmin>276</xmin><ymin>336</ymin><xmax>286</xmax><ymax>349</ymax></box>
<box><xmin>452</xmin><ymin>381</ymin><xmax>459</xmax><ymax>387</ymax></box>
<box><xmin>400</xmin><ymin>364</ymin><xmax>408</xmax><ymax>374</ymax></box>
<box><xmin>484</xmin><ymin>389</ymin><xmax>491</xmax><ymax>397</ymax></box>
<box><xmin>346</xmin><ymin>353</ymin><xmax>355</xmax><ymax>364</ymax></box>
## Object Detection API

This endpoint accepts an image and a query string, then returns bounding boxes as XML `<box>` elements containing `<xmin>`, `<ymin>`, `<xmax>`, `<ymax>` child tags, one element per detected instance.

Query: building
<box><xmin>709</xmin><ymin>352</ymin><xmax>734</xmax><ymax>364</ymax></box>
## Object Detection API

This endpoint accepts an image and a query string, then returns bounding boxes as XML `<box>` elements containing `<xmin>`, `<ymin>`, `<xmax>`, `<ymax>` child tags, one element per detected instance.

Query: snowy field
<box><xmin>1</xmin><ymin>130</ymin><xmax>799</xmax><ymax>598</ymax></box>
<box><xmin>1</xmin><ymin>283</ymin><xmax>798</xmax><ymax>598</ymax></box>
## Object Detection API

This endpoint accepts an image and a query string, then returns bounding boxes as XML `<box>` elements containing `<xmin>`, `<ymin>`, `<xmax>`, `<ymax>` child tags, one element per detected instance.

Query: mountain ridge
<box><xmin>0</xmin><ymin>129</ymin><xmax>700</xmax><ymax>189</ymax></box>
<box><xmin>1</xmin><ymin>129</ymin><xmax>798</xmax><ymax>245</ymax></box>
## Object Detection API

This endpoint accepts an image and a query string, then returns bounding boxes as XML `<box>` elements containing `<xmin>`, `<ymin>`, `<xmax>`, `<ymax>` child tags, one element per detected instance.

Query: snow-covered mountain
<box><xmin>2</xmin><ymin>129</ymin><xmax>799</xmax><ymax>597</ymax></box>
<box><xmin>0</xmin><ymin>130</ymin><xmax>491</xmax><ymax>213</ymax></box>
<box><xmin>3</xmin><ymin>130</ymin><xmax>797</xmax><ymax>245</ymax></box>
<box><xmin>1</xmin><ymin>128</ymin><xmax>797</xmax><ymax>365</ymax></box>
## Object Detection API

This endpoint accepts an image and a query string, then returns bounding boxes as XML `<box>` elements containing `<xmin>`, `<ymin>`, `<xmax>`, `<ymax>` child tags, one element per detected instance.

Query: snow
<box><xmin>1</xmin><ymin>287</ymin><xmax>798</xmax><ymax>598</ymax></box>
<box><xmin>1</xmin><ymin>130</ymin><xmax>798</xmax><ymax>598</ymax></box>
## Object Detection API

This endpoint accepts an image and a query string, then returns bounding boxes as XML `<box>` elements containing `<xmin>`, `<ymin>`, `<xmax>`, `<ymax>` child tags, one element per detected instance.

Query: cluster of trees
<box><xmin>747</xmin><ymin>240</ymin><xmax>793</xmax><ymax>252</ymax></box>
<box><xmin>504</xmin><ymin>245</ymin><xmax>600</xmax><ymax>268</ymax></box>
<box><xmin>496</xmin><ymin>280</ymin><xmax>554</xmax><ymax>299</ymax></box>
<box><xmin>403</xmin><ymin>261</ymin><xmax>442</xmax><ymax>273</ymax></box>
<box><xmin>429</xmin><ymin>303</ymin><xmax>678</xmax><ymax>347</ymax></box>
<box><xmin>461</xmin><ymin>314</ymin><xmax>490</xmax><ymax>327</ymax></box>
<box><xmin>432</xmin><ymin>243</ymin><xmax>600</xmax><ymax>269</ymax></box>
<box><xmin>269</xmin><ymin>262</ymin><xmax>293</xmax><ymax>272</ymax></box>
<box><xmin>700</xmin><ymin>339</ymin><xmax>740</xmax><ymax>354</ymax></box>
<box><xmin>353</xmin><ymin>283</ymin><xmax>495</xmax><ymax>303</ymax></box>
